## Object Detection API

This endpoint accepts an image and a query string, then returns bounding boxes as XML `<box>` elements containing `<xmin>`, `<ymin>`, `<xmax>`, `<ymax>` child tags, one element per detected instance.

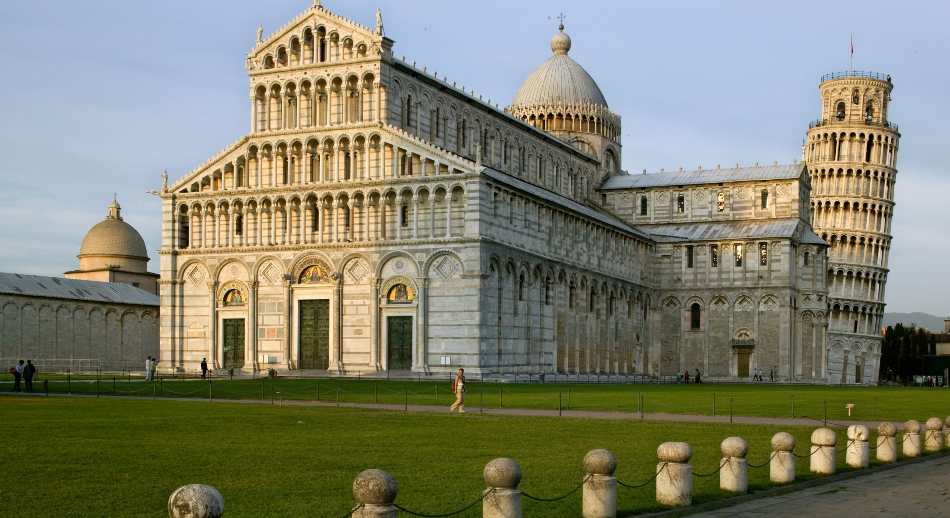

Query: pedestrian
<box><xmin>694</xmin><ymin>368</ymin><xmax>702</xmax><ymax>384</ymax></box>
<box><xmin>149</xmin><ymin>356</ymin><xmax>158</xmax><ymax>381</ymax></box>
<box><xmin>12</xmin><ymin>360</ymin><xmax>24</xmax><ymax>392</ymax></box>
<box><xmin>23</xmin><ymin>360</ymin><xmax>36</xmax><ymax>393</ymax></box>
<box><xmin>684</xmin><ymin>369</ymin><xmax>690</xmax><ymax>384</ymax></box>
<box><xmin>144</xmin><ymin>356</ymin><xmax>153</xmax><ymax>382</ymax></box>
<box><xmin>449</xmin><ymin>367</ymin><xmax>466</xmax><ymax>413</ymax></box>
<box><xmin>200</xmin><ymin>358</ymin><xmax>208</xmax><ymax>379</ymax></box>
<box><xmin>769</xmin><ymin>368</ymin><xmax>775</xmax><ymax>383</ymax></box>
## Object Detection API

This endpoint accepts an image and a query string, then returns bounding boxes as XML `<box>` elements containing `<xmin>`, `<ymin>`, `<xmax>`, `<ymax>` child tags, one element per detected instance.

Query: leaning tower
<box><xmin>804</xmin><ymin>71</ymin><xmax>899</xmax><ymax>385</ymax></box>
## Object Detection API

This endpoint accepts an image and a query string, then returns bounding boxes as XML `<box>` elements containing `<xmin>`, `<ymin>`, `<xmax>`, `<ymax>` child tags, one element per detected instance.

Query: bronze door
<box><xmin>299</xmin><ymin>300</ymin><xmax>330</xmax><ymax>369</ymax></box>
<box><xmin>387</xmin><ymin>316</ymin><xmax>413</xmax><ymax>370</ymax></box>
<box><xmin>222</xmin><ymin>319</ymin><xmax>245</xmax><ymax>369</ymax></box>
<box><xmin>737</xmin><ymin>350</ymin><xmax>751</xmax><ymax>378</ymax></box>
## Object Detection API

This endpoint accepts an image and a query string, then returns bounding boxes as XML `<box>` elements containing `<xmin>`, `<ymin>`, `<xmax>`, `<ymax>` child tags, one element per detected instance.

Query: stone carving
<box><xmin>187</xmin><ymin>265</ymin><xmax>205</xmax><ymax>285</ymax></box>
<box><xmin>168</xmin><ymin>484</ymin><xmax>224</xmax><ymax>518</ymax></box>
<box><xmin>259</xmin><ymin>262</ymin><xmax>279</xmax><ymax>285</ymax></box>
<box><xmin>346</xmin><ymin>259</ymin><xmax>370</xmax><ymax>283</ymax></box>
<box><xmin>431</xmin><ymin>255</ymin><xmax>462</xmax><ymax>280</ymax></box>
<box><xmin>734</xmin><ymin>296</ymin><xmax>754</xmax><ymax>312</ymax></box>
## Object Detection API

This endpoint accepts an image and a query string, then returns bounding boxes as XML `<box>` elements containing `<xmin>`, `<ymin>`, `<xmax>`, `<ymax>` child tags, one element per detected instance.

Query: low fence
<box><xmin>166</xmin><ymin>417</ymin><xmax>950</xmax><ymax>517</ymax></box>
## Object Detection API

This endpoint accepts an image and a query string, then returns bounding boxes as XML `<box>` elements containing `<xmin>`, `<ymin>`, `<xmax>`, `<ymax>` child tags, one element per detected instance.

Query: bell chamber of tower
<box><xmin>804</xmin><ymin>71</ymin><xmax>899</xmax><ymax>385</ymax></box>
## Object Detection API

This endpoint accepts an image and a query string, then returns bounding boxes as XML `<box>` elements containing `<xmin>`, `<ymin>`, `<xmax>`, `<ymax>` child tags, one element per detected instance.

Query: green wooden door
<box><xmin>387</xmin><ymin>316</ymin><xmax>413</xmax><ymax>370</ymax></box>
<box><xmin>737</xmin><ymin>350</ymin><xmax>751</xmax><ymax>378</ymax></box>
<box><xmin>222</xmin><ymin>319</ymin><xmax>245</xmax><ymax>369</ymax></box>
<box><xmin>299</xmin><ymin>300</ymin><xmax>330</xmax><ymax>369</ymax></box>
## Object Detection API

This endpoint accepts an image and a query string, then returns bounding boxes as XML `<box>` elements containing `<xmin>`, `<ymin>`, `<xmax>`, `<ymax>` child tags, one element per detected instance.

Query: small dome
<box><xmin>511</xmin><ymin>25</ymin><xmax>607</xmax><ymax>110</ymax></box>
<box><xmin>79</xmin><ymin>198</ymin><xmax>148</xmax><ymax>260</ymax></box>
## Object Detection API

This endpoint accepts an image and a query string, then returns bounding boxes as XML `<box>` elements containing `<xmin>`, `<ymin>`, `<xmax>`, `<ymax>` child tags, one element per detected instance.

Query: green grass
<box><xmin>0</xmin><ymin>396</ymin><xmax>936</xmax><ymax>517</ymax></box>
<box><xmin>5</xmin><ymin>374</ymin><xmax>950</xmax><ymax>423</ymax></box>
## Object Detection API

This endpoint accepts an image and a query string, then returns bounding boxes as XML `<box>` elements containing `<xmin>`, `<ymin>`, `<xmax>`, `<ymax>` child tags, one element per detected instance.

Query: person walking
<box><xmin>200</xmin><ymin>358</ymin><xmax>208</xmax><ymax>379</ymax></box>
<box><xmin>23</xmin><ymin>360</ymin><xmax>36</xmax><ymax>393</ymax></box>
<box><xmin>144</xmin><ymin>356</ymin><xmax>153</xmax><ymax>382</ymax></box>
<box><xmin>449</xmin><ymin>368</ymin><xmax>466</xmax><ymax>413</ymax></box>
<box><xmin>694</xmin><ymin>368</ymin><xmax>702</xmax><ymax>384</ymax></box>
<box><xmin>683</xmin><ymin>369</ymin><xmax>690</xmax><ymax>384</ymax></box>
<box><xmin>12</xmin><ymin>360</ymin><xmax>24</xmax><ymax>392</ymax></box>
<box><xmin>149</xmin><ymin>356</ymin><xmax>158</xmax><ymax>381</ymax></box>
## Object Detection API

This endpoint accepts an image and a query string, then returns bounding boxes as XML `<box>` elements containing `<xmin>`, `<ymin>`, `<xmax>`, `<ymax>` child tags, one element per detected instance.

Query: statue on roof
<box><xmin>161</xmin><ymin>170</ymin><xmax>168</xmax><ymax>192</ymax></box>
<box><xmin>375</xmin><ymin>8</ymin><xmax>384</xmax><ymax>36</ymax></box>
<box><xmin>256</xmin><ymin>26</ymin><xmax>264</xmax><ymax>45</ymax></box>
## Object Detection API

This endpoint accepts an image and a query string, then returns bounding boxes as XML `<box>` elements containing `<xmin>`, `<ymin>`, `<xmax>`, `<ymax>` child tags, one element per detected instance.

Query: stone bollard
<box><xmin>924</xmin><ymin>418</ymin><xmax>943</xmax><ymax>452</ymax></box>
<box><xmin>656</xmin><ymin>442</ymin><xmax>692</xmax><ymax>507</ymax></box>
<box><xmin>944</xmin><ymin>417</ymin><xmax>950</xmax><ymax>449</ymax></box>
<box><xmin>902</xmin><ymin>420</ymin><xmax>922</xmax><ymax>458</ymax></box>
<box><xmin>876</xmin><ymin>422</ymin><xmax>898</xmax><ymax>463</ymax></box>
<box><xmin>352</xmin><ymin>469</ymin><xmax>398</xmax><ymax>518</ymax></box>
<box><xmin>483</xmin><ymin>458</ymin><xmax>522</xmax><ymax>518</ymax></box>
<box><xmin>809</xmin><ymin>428</ymin><xmax>836</xmax><ymax>475</ymax></box>
<box><xmin>719</xmin><ymin>437</ymin><xmax>748</xmax><ymax>494</ymax></box>
<box><xmin>582</xmin><ymin>449</ymin><xmax>617</xmax><ymax>518</ymax></box>
<box><xmin>769</xmin><ymin>432</ymin><xmax>795</xmax><ymax>484</ymax></box>
<box><xmin>846</xmin><ymin>425</ymin><xmax>870</xmax><ymax>469</ymax></box>
<box><xmin>168</xmin><ymin>484</ymin><xmax>224</xmax><ymax>518</ymax></box>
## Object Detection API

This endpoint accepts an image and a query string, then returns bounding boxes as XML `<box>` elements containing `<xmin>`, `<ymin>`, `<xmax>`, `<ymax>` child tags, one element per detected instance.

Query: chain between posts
<box><xmin>393</xmin><ymin>488</ymin><xmax>494</xmax><ymax>517</ymax></box>
<box><xmin>617</xmin><ymin>462</ymin><xmax>667</xmax><ymax>489</ymax></box>
<box><xmin>692</xmin><ymin>459</ymin><xmax>729</xmax><ymax>478</ymax></box>
<box><xmin>338</xmin><ymin>503</ymin><xmax>363</xmax><ymax>518</ymax></box>
<box><xmin>521</xmin><ymin>475</ymin><xmax>589</xmax><ymax>502</ymax></box>
<box><xmin>746</xmin><ymin>451</ymin><xmax>778</xmax><ymax>468</ymax></box>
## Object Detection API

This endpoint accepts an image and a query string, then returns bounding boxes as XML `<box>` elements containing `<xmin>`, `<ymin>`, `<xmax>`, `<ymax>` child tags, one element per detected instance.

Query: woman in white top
<box><xmin>449</xmin><ymin>368</ymin><xmax>466</xmax><ymax>413</ymax></box>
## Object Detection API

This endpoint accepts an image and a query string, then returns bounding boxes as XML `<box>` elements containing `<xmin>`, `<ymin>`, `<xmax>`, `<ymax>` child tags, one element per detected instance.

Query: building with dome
<box><xmin>158</xmin><ymin>2</ymin><xmax>896</xmax><ymax>384</ymax></box>
<box><xmin>0</xmin><ymin>199</ymin><xmax>159</xmax><ymax>371</ymax></box>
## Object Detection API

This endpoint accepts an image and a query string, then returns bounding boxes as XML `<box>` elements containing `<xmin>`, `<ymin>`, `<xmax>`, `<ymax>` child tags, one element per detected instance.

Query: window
<box><xmin>311</xmin><ymin>207</ymin><xmax>319</xmax><ymax>231</ymax></box>
<box><xmin>865</xmin><ymin>101</ymin><xmax>874</xmax><ymax>121</ymax></box>
<box><xmin>223</xmin><ymin>289</ymin><xmax>244</xmax><ymax>306</ymax></box>
<box><xmin>759</xmin><ymin>242</ymin><xmax>768</xmax><ymax>266</ymax></box>
<box><xmin>760</xmin><ymin>189</ymin><xmax>769</xmax><ymax>210</ymax></box>
<box><xmin>853</xmin><ymin>320</ymin><xmax>858</xmax><ymax>333</ymax></box>
<box><xmin>387</xmin><ymin>283</ymin><xmax>415</xmax><ymax>304</ymax></box>
<box><xmin>544</xmin><ymin>278</ymin><xmax>552</xmax><ymax>306</ymax></box>
<box><xmin>589</xmin><ymin>289</ymin><xmax>596</xmax><ymax>314</ymax></box>
<box><xmin>640</xmin><ymin>196</ymin><xmax>648</xmax><ymax>216</ymax></box>
<box><xmin>804</xmin><ymin>251</ymin><xmax>810</xmax><ymax>266</ymax></box>
<box><xmin>690</xmin><ymin>303</ymin><xmax>701</xmax><ymax>330</ymax></box>
<box><xmin>686</xmin><ymin>245</ymin><xmax>694</xmax><ymax>268</ymax></box>
<box><xmin>710</xmin><ymin>244</ymin><xmax>719</xmax><ymax>267</ymax></box>
<box><xmin>677</xmin><ymin>194</ymin><xmax>685</xmax><ymax>213</ymax></box>
<box><xmin>518</xmin><ymin>274</ymin><xmax>525</xmax><ymax>301</ymax></box>
<box><xmin>400</xmin><ymin>206</ymin><xmax>409</xmax><ymax>228</ymax></box>
<box><xmin>734</xmin><ymin>244</ymin><xmax>743</xmax><ymax>267</ymax></box>
<box><xmin>717</xmin><ymin>191</ymin><xmax>725</xmax><ymax>212</ymax></box>
<box><xmin>235</xmin><ymin>215</ymin><xmax>243</xmax><ymax>236</ymax></box>
<box><xmin>568</xmin><ymin>284</ymin><xmax>576</xmax><ymax>308</ymax></box>
<box><xmin>852</xmin><ymin>89</ymin><xmax>860</xmax><ymax>105</ymax></box>
<box><xmin>836</xmin><ymin>102</ymin><xmax>846</xmax><ymax>121</ymax></box>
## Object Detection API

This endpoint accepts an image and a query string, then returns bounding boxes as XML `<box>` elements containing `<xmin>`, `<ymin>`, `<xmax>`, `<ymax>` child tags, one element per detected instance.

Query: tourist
<box><xmin>145</xmin><ymin>356</ymin><xmax>153</xmax><ymax>382</ymax></box>
<box><xmin>23</xmin><ymin>360</ymin><xmax>36</xmax><ymax>393</ymax></box>
<box><xmin>12</xmin><ymin>360</ymin><xmax>24</xmax><ymax>392</ymax></box>
<box><xmin>449</xmin><ymin>367</ymin><xmax>465</xmax><ymax>413</ymax></box>
<box><xmin>683</xmin><ymin>369</ymin><xmax>690</xmax><ymax>384</ymax></box>
<box><xmin>149</xmin><ymin>357</ymin><xmax>158</xmax><ymax>381</ymax></box>
<box><xmin>694</xmin><ymin>368</ymin><xmax>702</xmax><ymax>384</ymax></box>
<box><xmin>769</xmin><ymin>368</ymin><xmax>775</xmax><ymax>383</ymax></box>
<box><xmin>200</xmin><ymin>358</ymin><xmax>208</xmax><ymax>379</ymax></box>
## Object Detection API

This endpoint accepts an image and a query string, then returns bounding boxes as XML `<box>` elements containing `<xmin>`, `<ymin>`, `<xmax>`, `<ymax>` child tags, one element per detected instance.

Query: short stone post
<box><xmin>809</xmin><ymin>428</ymin><xmax>836</xmax><ymax>475</ymax></box>
<box><xmin>924</xmin><ymin>417</ymin><xmax>943</xmax><ymax>452</ymax></box>
<box><xmin>876</xmin><ymin>422</ymin><xmax>898</xmax><ymax>463</ymax></box>
<box><xmin>944</xmin><ymin>417</ymin><xmax>950</xmax><ymax>449</ymax></box>
<box><xmin>582</xmin><ymin>449</ymin><xmax>617</xmax><ymax>518</ymax></box>
<box><xmin>483</xmin><ymin>458</ymin><xmax>522</xmax><ymax>518</ymax></box>
<box><xmin>352</xmin><ymin>469</ymin><xmax>398</xmax><ymax>518</ymax></box>
<box><xmin>719</xmin><ymin>437</ymin><xmax>748</xmax><ymax>494</ymax></box>
<box><xmin>656</xmin><ymin>442</ymin><xmax>692</xmax><ymax>507</ymax></box>
<box><xmin>168</xmin><ymin>484</ymin><xmax>224</xmax><ymax>518</ymax></box>
<box><xmin>770</xmin><ymin>432</ymin><xmax>795</xmax><ymax>484</ymax></box>
<box><xmin>846</xmin><ymin>425</ymin><xmax>870</xmax><ymax>469</ymax></box>
<box><xmin>902</xmin><ymin>420</ymin><xmax>922</xmax><ymax>458</ymax></box>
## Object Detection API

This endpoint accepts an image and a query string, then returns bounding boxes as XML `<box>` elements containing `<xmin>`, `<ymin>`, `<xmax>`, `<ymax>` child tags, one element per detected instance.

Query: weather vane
<box><xmin>548</xmin><ymin>12</ymin><xmax>566</xmax><ymax>30</ymax></box>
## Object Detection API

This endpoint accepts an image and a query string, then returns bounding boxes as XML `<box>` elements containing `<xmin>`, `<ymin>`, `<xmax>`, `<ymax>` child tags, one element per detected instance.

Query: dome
<box><xmin>79</xmin><ymin>198</ymin><xmax>148</xmax><ymax>260</ymax></box>
<box><xmin>511</xmin><ymin>25</ymin><xmax>608</xmax><ymax>110</ymax></box>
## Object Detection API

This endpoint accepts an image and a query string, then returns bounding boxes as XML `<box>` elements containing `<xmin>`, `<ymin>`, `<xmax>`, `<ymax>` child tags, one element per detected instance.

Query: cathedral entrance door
<box><xmin>299</xmin><ymin>300</ymin><xmax>330</xmax><ymax>370</ymax></box>
<box><xmin>222</xmin><ymin>319</ymin><xmax>245</xmax><ymax>369</ymax></box>
<box><xmin>387</xmin><ymin>316</ymin><xmax>413</xmax><ymax>370</ymax></box>
<box><xmin>737</xmin><ymin>350</ymin><xmax>751</xmax><ymax>378</ymax></box>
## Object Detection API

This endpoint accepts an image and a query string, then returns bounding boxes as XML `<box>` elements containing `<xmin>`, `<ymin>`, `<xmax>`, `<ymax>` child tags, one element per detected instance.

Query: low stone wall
<box><xmin>165</xmin><ymin>416</ymin><xmax>950</xmax><ymax>518</ymax></box>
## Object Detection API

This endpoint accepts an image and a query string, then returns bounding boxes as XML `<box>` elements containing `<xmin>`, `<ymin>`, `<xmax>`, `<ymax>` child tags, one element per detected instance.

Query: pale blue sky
<box><xmin>0</xmin><ymin>0</ymin><xmax>947</xmax><ymax>315</ymax></box>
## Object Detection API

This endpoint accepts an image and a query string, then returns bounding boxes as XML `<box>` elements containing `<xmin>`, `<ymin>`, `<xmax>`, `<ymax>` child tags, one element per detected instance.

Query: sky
<box><xmin>0</xmin><ymin>0</ymin><xmax>947</xmax><ymax>315</ymax></box>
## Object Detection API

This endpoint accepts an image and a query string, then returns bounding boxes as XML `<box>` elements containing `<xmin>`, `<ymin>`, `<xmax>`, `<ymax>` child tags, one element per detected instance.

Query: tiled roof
<box><xmin>0</xmin><ymin>273</ymin><xmax>159</xmax><ymax>307</ymax></box>
<box><xmin>600</xmin><ymin>163</ymin><xmax>805</xmax><ymax>190</ymax></box>
<box><xmin>637</xmin><ymin>218</ymin><xmax>827</xmax><ymax>245</ymax></box>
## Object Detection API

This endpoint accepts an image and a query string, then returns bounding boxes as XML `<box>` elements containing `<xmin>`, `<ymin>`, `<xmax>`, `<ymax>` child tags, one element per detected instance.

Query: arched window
<box><xmin>568</xmin><ymin>284</ymin><xmax>576</xmax><ymax>308</ymax></box>
<box><xmin>223</xmin><ymin>289</ymin><xmax>244</xmax><ymax>306</ymax></box>
<box><xmin>865</xmin><ymin>101</ymin><xmax>874</xmax><ymax>121</ymax></box>
<box><xmin>400</xmin><ymin>206</ymin><xmax>409</xmax><ymax>228</ymax></box>
<box><xmin>518</xmin><ymin>273</ymin><xmax>525</xmax><ymax>301</ymax></box>
<box><xmin>804</xmin><ymin>251</ymin><xmax>810</xmax><ymax>266</ymax></box>
<box><xmin>640</xmin><ymin>196</ymin><xmax>648</xmax><ymax>216</ymax></box>
<box><xmin>676</xmin><ymin>194</ymin><xmax>685</xmax><ymax>213</ymax></box>
<box><xmin>235</xmin><ymin>215</ymin><xmax>243</xmax><ymax>236</ymax></box>
<box><xmin>835</xmin><ymin>102</ymin><xmax>846</xmax><ymax>121</ymax></box>
<box><xmin>851</xmin><ymin>89</ymin><xmax>860</xmax><ymax>105</ymax></box>
<box><xmin>589</xmin><ymin>289</ymin><xmax>597</xmax><ymax>314</ymax></box>
<box><xmin>690</xmin><ymin>303</ymin><xmax>701</xmax><ymax>330</ymax></box>
<box><xmin>387</xmin><ymin>283</ymin><xmax>415</xmax><ymax>304</ymax></box>
<box><xmin>311</xmin><ymin>206</ymin><xmax>319</xmax><ymax>231</ymax></box>
<box><xmin>760</xmin><ymin>189</ymin><xmax>769</xmax><ymax>210</ymax></box>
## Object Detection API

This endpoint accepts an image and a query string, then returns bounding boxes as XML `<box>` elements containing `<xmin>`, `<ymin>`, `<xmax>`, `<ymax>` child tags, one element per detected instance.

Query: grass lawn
<box><xmin>0</xmin><ymin>396</ymin><xmax>930</xmax><ymax>517</ymax></box>
<box><xmin>5</xmin><ymin>374</ymin><xmax>950</xmax><ymax>423</ymax></box>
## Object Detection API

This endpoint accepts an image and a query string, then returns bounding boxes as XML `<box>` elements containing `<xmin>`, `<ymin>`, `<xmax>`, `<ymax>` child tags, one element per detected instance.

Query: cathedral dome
<box><xmin>79</xmin><ymin>198</ymin><xmax>149</xmax><ymax>262</ymax></box>
<box><xmin>511</xmin><ymin>25</ymin><xmax>608</xmax><ymax>110</ymax></box>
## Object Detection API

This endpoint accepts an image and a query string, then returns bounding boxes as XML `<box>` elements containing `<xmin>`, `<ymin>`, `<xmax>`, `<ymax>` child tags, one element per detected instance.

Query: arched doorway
<box><xmin>385</xmin><ymin>283</ymin><xmax>415</xmax><ymax>370</ymax></box>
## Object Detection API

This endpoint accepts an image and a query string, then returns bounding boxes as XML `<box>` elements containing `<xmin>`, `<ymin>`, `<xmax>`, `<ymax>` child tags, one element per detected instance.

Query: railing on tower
<box><xmin>808</xmin><ymin>118</ymin><xmax>899</xmax><ymax>131</ymax></box>
<box><xmin>820</xmin><ymin>70</ymin><xmax>891</xmax><ymax>82</ymax></box>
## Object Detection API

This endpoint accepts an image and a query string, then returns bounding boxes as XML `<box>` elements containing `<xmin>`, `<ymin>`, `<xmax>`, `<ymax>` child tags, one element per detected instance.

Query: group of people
<box><xmin>8</xmin><ymin>360</ymin><xmax>37</xmax><ymax>392</ymax></box>
<box><xmin>682</xmin><ymin>369</ymin><xmax>702</xmax><ymax>384</ymax></box>
<box><xmin>751</xmin><ymin>368</ymin><xmax>776</xmax><ymax>382</ymax></box>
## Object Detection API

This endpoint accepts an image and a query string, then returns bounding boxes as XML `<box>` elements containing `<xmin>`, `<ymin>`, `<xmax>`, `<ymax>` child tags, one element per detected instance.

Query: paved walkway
<box><xmin>690</xmin><ymin>454</ymin><xmax>950</xmax><ymax>517</ymax></box>
<box><xmin>3</xmin><ymin>391</ymin><xmax>896</xmax><ymax>429</ymax></box>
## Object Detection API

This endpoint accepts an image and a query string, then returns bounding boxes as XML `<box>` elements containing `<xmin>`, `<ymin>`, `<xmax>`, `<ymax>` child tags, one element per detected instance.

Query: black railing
<box><xmin>808</xmin><ymin>118</ymin><xmax>899</xmax><ymax>131</ymax></box>
<box><xmin>821</xmin><ymin>70</ymin><xmax>891</xmax><ymax>82</ymax></box>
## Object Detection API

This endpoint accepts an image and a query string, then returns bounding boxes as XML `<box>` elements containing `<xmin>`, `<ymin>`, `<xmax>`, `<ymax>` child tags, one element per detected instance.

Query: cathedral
<box><xmin>158</xmin><ymin>1</ymin><xmax>899</xmax><ymax>384</ymax></box>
